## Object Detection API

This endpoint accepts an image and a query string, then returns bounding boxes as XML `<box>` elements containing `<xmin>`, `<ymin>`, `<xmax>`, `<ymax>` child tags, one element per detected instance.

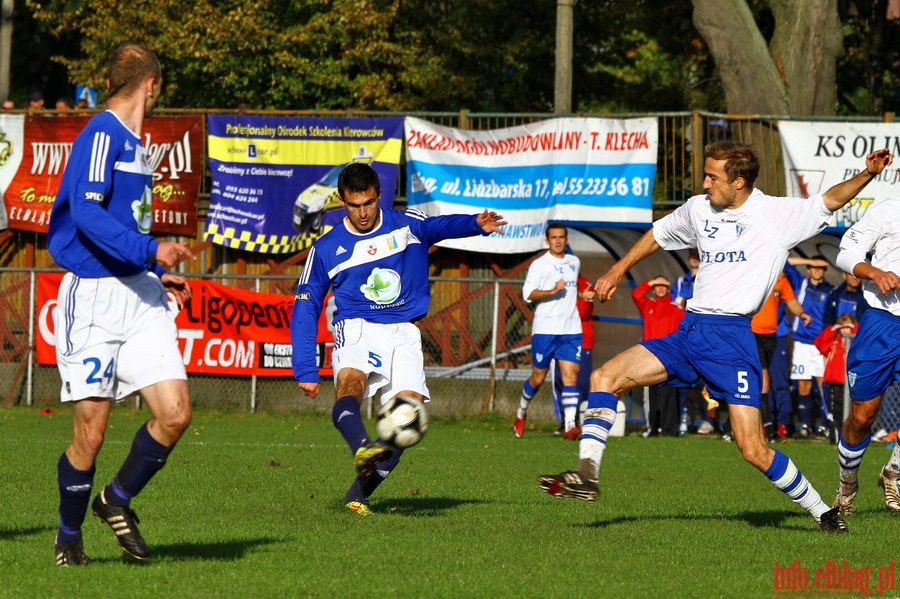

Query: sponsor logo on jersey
<box><xmin>700</xmin><ymin>249</ymin><xmax>747</xmax><ymax>263</ymax></box>
<box><xmin>336</xmin><ymin>245</ymin><xmax>347</xmax><ymax>255</ymax></box>
<box><xmin>386</xmin><ymin>235</ymin><xmax>399</xmax><ymax>250</ymax></box>
<box><xmin>84</xmin><ymin>191</ymin><xmax>104</xmax><ymax>202</ymax></box>
<box><xmin>360</xmin><ymin>267</ymin><xmax>402</xmax><ymax>304</ymax></box>
<box><xmin>294</xmin><ymin>291</ymin><xmax>311</xmax><ymax>301</ymax></box>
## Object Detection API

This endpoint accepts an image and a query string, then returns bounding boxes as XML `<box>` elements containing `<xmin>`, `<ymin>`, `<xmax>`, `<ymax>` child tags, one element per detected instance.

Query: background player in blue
<box><xmin>538</xmin><ymin>140</ymin><xmax>894</xmax><ymax>534</ymax></box>
<box><xmin>48</xmin><ymin>44</ymin><xmax>195</xmax><ymax>565</ymax></box>
<box><xmin>291</xmin><ymin>162</ymin><xmax>506</xmax><ymax>515</ymax></box>
<box><xmin>784</xmin><ymin>256</ymin><xmax>834</xmax><ymax>437</ymax></box>
<box><xmin>832</xmin><ymin>195</ymin><xmax>900</xmax><ymax>515</ymax></box>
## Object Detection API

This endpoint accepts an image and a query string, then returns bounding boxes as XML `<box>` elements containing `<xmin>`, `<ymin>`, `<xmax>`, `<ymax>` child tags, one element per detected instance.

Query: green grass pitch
<box><xmin>0</xmin><ymin>406</ymin><xmax>896</xmax><ymax>598</ymax></box>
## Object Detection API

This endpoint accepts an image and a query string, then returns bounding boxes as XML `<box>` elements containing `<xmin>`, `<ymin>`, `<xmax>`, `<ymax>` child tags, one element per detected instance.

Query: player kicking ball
<box><xmin>291</xmin><ymin>162</ymin><xmax>505</xmax><ymax>515</ymax></box>
<box><xmin>538</xmin><ymin>141</ymin><xmax>894</xmax><ymax>534</ymax></box>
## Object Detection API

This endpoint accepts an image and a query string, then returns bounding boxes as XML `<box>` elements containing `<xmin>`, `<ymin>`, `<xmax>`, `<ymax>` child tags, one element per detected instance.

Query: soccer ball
<box><xmin>376</xmin><ymin>396</ymin><xmax>428</xmax><ymax>448</ymax></box>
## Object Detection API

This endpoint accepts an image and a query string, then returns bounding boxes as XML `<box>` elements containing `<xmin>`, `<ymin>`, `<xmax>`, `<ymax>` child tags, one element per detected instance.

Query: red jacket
<box><xmin>814</xmin><ymin>324</ymin><xmax>858</xmax><ymax>384</ymax></box>
<box><xmin>631</xmin><ymin>280</ymin><xmax>684</xmax><ymax>340</ymax></box>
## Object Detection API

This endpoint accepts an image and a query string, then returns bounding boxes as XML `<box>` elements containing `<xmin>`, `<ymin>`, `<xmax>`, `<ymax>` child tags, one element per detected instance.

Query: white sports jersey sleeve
<box><xmin>837</xmin><ymin>197</ymin><xmax>900</xmax><ymax>315</ymax></box>
<box><xmin>523</xmin><ymin>252</ymin><xmax>582</xmax><ymax>335</ymax></box>
<box><xmin>654</xmin><ymin>190</ymin><xmax>832</xmax><ymax>316</ymax></box>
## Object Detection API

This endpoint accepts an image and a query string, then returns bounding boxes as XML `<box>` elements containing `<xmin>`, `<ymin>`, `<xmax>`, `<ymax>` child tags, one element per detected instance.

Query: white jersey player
<box><xmin>538</xmin><ymin>141</ymin><xmax>894</xmax><ymax>535</ymax></box>
<box><xmin>832</xmin><ymin>196</ymin><xmax>900</xmax><ymax>515</ymax></box>
<box><xmin>514</xmin><ymin>223</ymin><xmax>594</xmax><ymax>439</ymax></box>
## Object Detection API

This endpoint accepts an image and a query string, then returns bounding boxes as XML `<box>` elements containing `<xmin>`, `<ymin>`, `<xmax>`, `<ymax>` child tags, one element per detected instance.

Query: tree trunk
<box><xmin>691</xmin><ymin>0</ymin><xmax>842</xmax><ymax>116</ymax></box>
<box><xmin>692</xmin><ymin>0</ymin><xmax>788</xmax><ymax>114</ymax></box>
<box><xmin>769</xmin><ymin>0</ymin><xmax>842</xmax><ymax>115</ymax></box>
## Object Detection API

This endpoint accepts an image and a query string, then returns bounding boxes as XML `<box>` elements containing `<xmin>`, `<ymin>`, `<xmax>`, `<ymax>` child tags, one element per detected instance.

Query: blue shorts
<box><xmin>640</xmin><ymin>312</ymin><xmax>761</xmax><ymax>407</ymax></box>
<box><xmin>847</xmin><ymin>307</ymin><xmax>900</xmax><ymax>402</ymax></box>
<box><xmin>531</xmin><ymin>333</ymin><xmax>582</xmax><ymax>369</ymax></box>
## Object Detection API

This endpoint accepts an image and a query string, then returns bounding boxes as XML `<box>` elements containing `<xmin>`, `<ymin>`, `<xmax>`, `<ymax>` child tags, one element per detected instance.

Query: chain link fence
<box><xmin>3</xmin><ymin>267</ymin><xmax>899</xmax><ymax>442</ymax></box>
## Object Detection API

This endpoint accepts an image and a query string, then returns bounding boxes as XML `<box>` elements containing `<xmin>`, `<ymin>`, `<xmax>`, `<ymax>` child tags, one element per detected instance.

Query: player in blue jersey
<box><xmin>49</xmin><ymin>44</ymin><xmax>195</xmax><ymax>566</ymax></box>
<box><xmin>291</xmin><ymin>162</ymin><xmax>506</xmax><ymax>515</ymax></box>
<box><xmin>538</xmin><ymin>141</ymin><xmax>894</xmax><ymax>534</ymax></box>
<box><xmin>832</xmin><ymin>196</ymin><xmax>900</xmax><ymax>515</ymax></box>
<box><xmin>784</xmin><ymin>256</ymin><xmax>834</xmax><ymax>438</ymax></box>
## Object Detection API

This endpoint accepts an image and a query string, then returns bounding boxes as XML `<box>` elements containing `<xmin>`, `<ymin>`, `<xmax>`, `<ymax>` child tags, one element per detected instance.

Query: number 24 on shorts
<box><xmin>83</xmin><ymin>357</ymin><xmax>115</xmax><ymax>384</ymax></box>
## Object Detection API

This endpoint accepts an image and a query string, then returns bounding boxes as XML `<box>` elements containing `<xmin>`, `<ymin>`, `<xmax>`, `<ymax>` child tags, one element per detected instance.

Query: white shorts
<box><xmin>790</xmin><ymin>340</ymin><xmax>825</xmax><ymax>381</ymax></box>
<box><xmin>56</xmin><ymin>272</ymin><xmax>187</xmax><ymax>402</ymax></box>
<box><xmin>332</xmin><ymin>318</ymin><xmax>429</xmax><ymax>405</ymax></box>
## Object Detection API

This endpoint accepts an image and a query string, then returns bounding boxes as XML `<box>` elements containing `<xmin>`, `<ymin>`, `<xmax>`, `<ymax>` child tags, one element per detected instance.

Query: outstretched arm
<box><xmin>594</xmin><ymin>229</ymin><xmax>660</xmax><ymax>303</ymax></box>
<box><xmin>822</xmin><ymin>148</ymin><xmax>894</xmax><ymax>211</ymax></box>
<box><xmin>475</xmin><ymin>209</ymin><xmax>507</xmax><ymax>235</ymax></box>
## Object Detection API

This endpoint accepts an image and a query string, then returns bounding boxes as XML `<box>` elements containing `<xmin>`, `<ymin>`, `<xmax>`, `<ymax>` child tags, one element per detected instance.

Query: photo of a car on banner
<box><xmin>292</xmin><ymin>146</ymin><xmax>373</xmax><ymax>235</ymax></box>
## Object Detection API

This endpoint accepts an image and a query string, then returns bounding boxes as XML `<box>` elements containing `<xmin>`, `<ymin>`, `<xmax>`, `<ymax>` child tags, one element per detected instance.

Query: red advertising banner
<box><xmin>4</xmin><ymin>115</ymin><xmax>203</xmax><ymax>235</ymax></box>
<box><xmin>36</xmin><ymin>272</ymin><xmax>333</xmax><ymax>377</ymax></box>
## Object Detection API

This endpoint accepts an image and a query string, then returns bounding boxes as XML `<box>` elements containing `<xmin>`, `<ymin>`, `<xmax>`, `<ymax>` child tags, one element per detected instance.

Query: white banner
<box><xmin>779</xmin><ymin>121</ymin><xmax>900</xmax><ymax>230</ymax></box>
<box><xmin>405</xmin><ymin>116</ymin><xmax>657</xmax><ymax>253</ymax></box>
<box><xmin>0</xmin><ymin>114</ymin><xmax>24</xmax><ymax>230</ymax></box>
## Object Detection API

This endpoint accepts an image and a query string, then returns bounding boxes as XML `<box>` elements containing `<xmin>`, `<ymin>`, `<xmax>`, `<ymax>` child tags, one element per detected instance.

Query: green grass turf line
<box><xmin>0</xmin><ymin>406</ymin><xmax>896</xmax><ymax>598</ymax></box>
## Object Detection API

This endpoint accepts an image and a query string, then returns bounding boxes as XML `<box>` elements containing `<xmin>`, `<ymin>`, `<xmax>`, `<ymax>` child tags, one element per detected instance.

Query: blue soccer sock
<box><xmin>332</xmin><ymin>395</ymin><xmax>370</xmax><ymax>455</ymax></box>
<box><xmin>796</xmin><ymin>394</ymin><xmax>813</xmax><ymax>429</ymax></box>
<box><xmin>106</xmin><ymin>422</ymin><xmax>172</xmax><ymax>507</ymax></box>
<box><xmin>57</xmin><ymin>452</ymin><xmax>95</xmax><ymax>544</ymax></box>
<box><xmin>343</xmin><ymin>448</ymin><xmax>405</xmax><ymax>504</ymax></box>
<box><xmin>517</xmin><ymin>380</ymin><xmax>538</xmax><ymax>420</ymax></box>
<box><xmin>561</xmin><ymin>385</ymin><xmax>579</xmax><ymax>430</ymax></box>
<box><xmin>764</xmin><ymin>450</ymin><xmax>828</xmax><ymax>519</ymax></box>
<box><xmin>578</xmin><ymin>391</ymin><xmax>618</xmax><ymax>481</ymax></box>
<box><xmin>837</xmin><ymin>430</ymin><xmax>871</xmax><ymax>487</ymax></box>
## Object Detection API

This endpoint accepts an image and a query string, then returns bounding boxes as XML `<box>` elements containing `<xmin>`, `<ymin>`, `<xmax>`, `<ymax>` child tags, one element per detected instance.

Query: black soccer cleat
<box><xmin>538</xmin><ymin>470</ymin><xmax>600</xmax><ymax>502</ymax></box>
<box><xmin>817</xmin><ymin>507</ymin><xmax>849</xmax><ymax>534</ymax></box>
<box><xmin>92</xmin><ymin>491</ymin><xmax>150</xmax><ymax>559</ymax></box>
<box><xmin>353</xmin><ymin>442</ymin><xmax>393</xmax><ymax>478</ymax></box>
<box><xmin>55</xmin><ymin>538</ymin><xmax>90</xmax><ymax>566</ymax></box>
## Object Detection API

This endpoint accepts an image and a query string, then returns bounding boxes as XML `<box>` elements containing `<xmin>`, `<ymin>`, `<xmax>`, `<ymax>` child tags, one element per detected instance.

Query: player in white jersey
<box><xmin>48</xmin><ymin>44</ymin><xmax>195</xmax><ymax>566</ymax></box>
<box><xmin>291</xmin><ymin>162</ymin><xmax>506</xmax><ymax>515</ymax></box>
<box><xmin>538</xmin><ymin>140</ymin><xmax>894</xmax><ymax>534</ymax></box>
<box><xmin>514</xmin><ymin>223</ymin><xmax>593</xmax><ymax>439</ymax></box>
<box><xmin>832</xmin><ymin>197</ymin><xmax>900</xmax><ymax>514</ymax></box>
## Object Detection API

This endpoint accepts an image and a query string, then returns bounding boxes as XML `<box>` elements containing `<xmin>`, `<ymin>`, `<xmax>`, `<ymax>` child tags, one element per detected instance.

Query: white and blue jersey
<box><xmin>837</xmin><ymin>197</ymin><xmax>900</xmax><ymax>401</ymax></box>
<box><xmin>783</xmin><ymin>263</ymin><xmax>833</xmax><ymax>343</ymax></box>
<box><xmin>48</xmin><ymin>111</ymin><xmax>161</xmax><ymax>278</ymax></box>
<box><xmin>645</xmin><ymin>189</ymin><xmax>833</xmax><ymax>405</ymax></box>
<box><xmin>291</xmin><ymin>207</ymin><xmax>485</xmax><ymax>383</ymax></box>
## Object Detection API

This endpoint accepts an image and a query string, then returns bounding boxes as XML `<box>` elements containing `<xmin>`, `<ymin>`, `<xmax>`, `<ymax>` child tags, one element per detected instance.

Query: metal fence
<box><xmin>3</xmin><ymin>267</ymin><xmax>899</xmax><ymax>438</ymax></box>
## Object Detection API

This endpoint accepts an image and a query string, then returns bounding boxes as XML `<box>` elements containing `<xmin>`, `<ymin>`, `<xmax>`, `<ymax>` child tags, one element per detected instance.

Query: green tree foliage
<box><xmin>19</xmin><ymin>0</ymin><xmax>900</xmax><ymax>114</ymax></box>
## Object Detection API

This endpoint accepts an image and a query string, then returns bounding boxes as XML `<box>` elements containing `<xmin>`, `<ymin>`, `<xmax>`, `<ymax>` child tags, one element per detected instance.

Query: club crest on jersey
<box><xmin>367</xmin><ymin>244</ymin><xmax>377</xmax><ymax>255</ymax></box>
<box><xmin>360</xmin><ymin>267</ymin><xmax>402</xmax><ymax>304</ymax></box>
<box><xmin>735</xmin><ymin>224</ymin><xmax>746</xmax><ymax>237</ymax></box>
<box><xmin>847</xmin><ymin>371</ymin><xmax>857</xmax><ymax>387</ymax></box>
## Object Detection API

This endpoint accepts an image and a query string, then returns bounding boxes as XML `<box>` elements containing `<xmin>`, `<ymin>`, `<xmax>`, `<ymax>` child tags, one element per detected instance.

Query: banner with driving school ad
<box><xmin>36</xmin><ymin>272</ymin><xmax>334</xmax><ymax>377</ymax></box>
<box><xmin>205</xmin><ymin>115</ymin><xmax>403</xmax><ymax>255</ymax></box>
<box><xmin>405</xmin><ymin>116</ymin><xmax>657</xmax><ymax>253</ymax></box>
<box><xmin>779</xmin><ymin>120</ymin><xmax>900</xmax><ymax>231</ymax></box>
<box><xmin>2</xmin><ymin>115</ymin><xmax>202</xmax><ymax>235</ymax></box>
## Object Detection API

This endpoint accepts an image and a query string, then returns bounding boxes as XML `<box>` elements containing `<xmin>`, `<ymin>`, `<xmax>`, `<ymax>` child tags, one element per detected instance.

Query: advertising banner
<box><xmin>2</xmin><ymin>115</ymin><xmax>202</xmax><ymax>235</ymax></box>
<box><xmin>405</xmin><ymin>116</ymin><xmax>657</xmax><ymax>253</ymax></box>
<box><xmin>779</xmin><ymin>120</ymin><xmax>900</xmax><ymax>230</ymax></box>
<box><xmin>205</xmin><ymin>115</ymin><xmax>404</xmax><ymax>254</ymax></box>
<box><xmin>36</xmin><ymin>273</ymin><xmax>333</xmax><ymax>377</ymax></box>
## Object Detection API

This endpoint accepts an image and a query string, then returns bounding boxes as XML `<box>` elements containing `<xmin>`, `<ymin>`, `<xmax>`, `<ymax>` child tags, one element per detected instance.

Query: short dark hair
<box><xmin>107</xmin><ymin>43</ymin><xmax>161</xmax><ymax>100</ymax></box>
<box><xmin>705</xmin><ymin>141</ymin><xmax>760</xmax><ymax>188</ymax></box>
<box><xmin>546</xmin><ymin>222</ymin><xmax>567</xmax><ymax>239</ymax></box>
<box><xmin>337</xmin><ymin>162</ymin><xmax>380</xmax><ymax>200</ymax></box>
